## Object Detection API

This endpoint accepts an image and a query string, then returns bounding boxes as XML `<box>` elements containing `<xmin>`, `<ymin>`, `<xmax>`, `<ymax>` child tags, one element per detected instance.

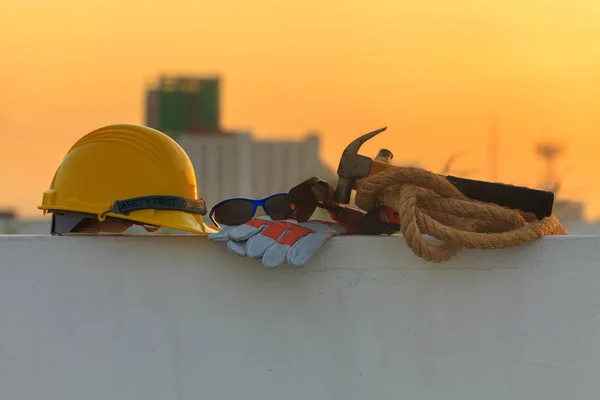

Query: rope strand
<box><xmin>354</xmin><ymin>166</ymin><xmax>567</xmax><ymax>262</ymax></box>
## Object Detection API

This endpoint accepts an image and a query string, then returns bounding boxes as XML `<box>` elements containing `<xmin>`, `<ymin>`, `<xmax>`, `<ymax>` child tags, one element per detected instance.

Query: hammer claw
<box><xmin>345</xmin><ymin>126</ymin><xmax>387</xmax><ymax>154</ymax></box>
<box><xmin>335</xmin><ymin>126</ymin><xmax>389</xmax><ymax>204</ymax></box>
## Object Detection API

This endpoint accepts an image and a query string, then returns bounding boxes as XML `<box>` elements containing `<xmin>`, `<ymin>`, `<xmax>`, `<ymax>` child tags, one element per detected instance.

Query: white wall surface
<box><xmin>0</xmin><ymin>234</ymin><xmax>599</xmax><ymax>400</ymax></box>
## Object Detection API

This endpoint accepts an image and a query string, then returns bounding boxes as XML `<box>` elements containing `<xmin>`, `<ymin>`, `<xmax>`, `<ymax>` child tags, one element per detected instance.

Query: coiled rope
<box><xmin>354</xmin><ymin>166</ymin><xmax>568</xmax><ymax>262</ymax></box>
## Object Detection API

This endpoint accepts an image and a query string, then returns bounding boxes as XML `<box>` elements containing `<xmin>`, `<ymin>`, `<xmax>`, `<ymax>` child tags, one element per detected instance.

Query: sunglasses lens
<box><xmin>211</xmin><ymin>199</ymin><xmax>255</xmax><ymax>226</ymax></box>
<box><xmin>264</xmin><ymin>194</ymin><xmax>293</xmax><ymax>220</ymax></box>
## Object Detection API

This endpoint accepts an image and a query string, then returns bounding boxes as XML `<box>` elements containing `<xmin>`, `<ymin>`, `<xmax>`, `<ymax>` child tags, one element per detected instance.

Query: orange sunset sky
<box><xmin>2</xmin><ymin>0</ymin><xmax>600</xmax><ymax>220</ymax></box>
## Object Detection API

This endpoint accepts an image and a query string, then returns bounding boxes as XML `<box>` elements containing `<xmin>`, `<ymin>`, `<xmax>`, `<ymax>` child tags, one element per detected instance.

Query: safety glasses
<box><xmin>209</xmin><ymin>193</ymin><xmax>294</xmax><ymax>227</ymax></box>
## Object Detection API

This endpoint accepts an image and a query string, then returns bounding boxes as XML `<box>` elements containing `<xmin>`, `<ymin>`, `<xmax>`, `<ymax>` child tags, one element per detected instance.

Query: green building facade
<box><xmin>145</xmin><ymin>75</ymin><xmax>221</xmax><ymax>141</ymax></box>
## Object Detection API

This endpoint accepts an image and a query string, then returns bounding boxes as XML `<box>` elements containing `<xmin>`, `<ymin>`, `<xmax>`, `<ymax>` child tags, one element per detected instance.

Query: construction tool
<box><xmin>287</xmin><ymin>177</ymin><xmax>400</xmax><ymax>234</ymax></box>
<box><xmin>357</xmin><ymin>205</ymin><xmax>400</xmax><ymax>235</ymax></box>
<box><xmin>288</xmin><ymin>177</ymin><xmax>344</xmax><ymax>223</ymax></box>
<box><xmin>334</xmin><ymin>127</ymin><xmax>555</xmax><ymax>220</ymax></box>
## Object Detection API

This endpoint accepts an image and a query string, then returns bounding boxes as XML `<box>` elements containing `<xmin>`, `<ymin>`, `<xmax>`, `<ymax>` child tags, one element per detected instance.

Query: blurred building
<box><xmin>552</xmin><ymin>199</ymin><xmax>586</xmax><ymax>222</ymax></box>
<box><xmin>0</xmin><ymin>210</ymin><xmax>18</xmax><ymax>233</ymax></box>
<box><xmin>145</xmin><ymin>74</ymin><xmax>336</xmax><ymax>208</ymax></box>
<box><xmin>0</xmin><ymin>210</ymin><xmax>51</xmax><ymax>234</ymax></box>
<box><xmin>145</xmin><ymin>75</ymin><xmax>221</xmax><ymax>141</ymax></box>
<box><xmin>179</xmin><ymin>131</ymin><xmax>336</xmax><ymax>209</ymax></box>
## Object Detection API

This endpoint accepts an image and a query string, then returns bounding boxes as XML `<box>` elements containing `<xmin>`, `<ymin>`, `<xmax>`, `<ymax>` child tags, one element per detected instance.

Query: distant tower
<box><xmin>536</xmin><ymin>142</ymin><xmax>564</xmax><ymax>191</ymax></box>
<box><xmin>145</xmin><ymin>74</ymin><xmax>222</xmax><ymax>141</ymax></box>
<box><xmin>489</xmin><ymin>117</ymin><xmax>499</xmax><ymax>182</ymax></box>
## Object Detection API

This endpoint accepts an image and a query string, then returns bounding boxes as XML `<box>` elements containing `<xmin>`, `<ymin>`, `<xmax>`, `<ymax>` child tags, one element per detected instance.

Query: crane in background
<box><xmin>536</xmin><ymin>141</ymin><xmax>564</xmax><ymax>192</ymax></box>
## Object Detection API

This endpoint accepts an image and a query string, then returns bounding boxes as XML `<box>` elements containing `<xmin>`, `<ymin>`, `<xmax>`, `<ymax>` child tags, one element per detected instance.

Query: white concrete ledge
<box><xmin>1</xmin><ymin>234</ymin><xmax>599</xmax><ymax>399</ymax></box>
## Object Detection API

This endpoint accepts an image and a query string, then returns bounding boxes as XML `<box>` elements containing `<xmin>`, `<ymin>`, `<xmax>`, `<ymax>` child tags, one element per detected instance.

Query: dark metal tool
<box><xmin>333</xmin><ymin>127</ymin><xmax>555</xmax><ymax>220</ymax></box>
<box><xmin>287</xmin><ymin>177</ymin><xmax>400</xmax><ymax>235</ymax></box>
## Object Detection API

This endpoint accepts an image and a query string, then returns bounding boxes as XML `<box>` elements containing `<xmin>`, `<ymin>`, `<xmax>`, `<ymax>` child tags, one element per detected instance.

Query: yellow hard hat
<box><xmin>39</xmin><ymin>123</ymin><xmax>218</xmax><ymax>235</ymax></box>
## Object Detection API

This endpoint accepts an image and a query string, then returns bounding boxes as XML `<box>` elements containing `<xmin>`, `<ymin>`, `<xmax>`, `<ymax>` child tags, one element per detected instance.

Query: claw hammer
<box><xmin>334</xmin><ymin>127</ymin><xmax>555</xmax><ymax>220</ymax></box>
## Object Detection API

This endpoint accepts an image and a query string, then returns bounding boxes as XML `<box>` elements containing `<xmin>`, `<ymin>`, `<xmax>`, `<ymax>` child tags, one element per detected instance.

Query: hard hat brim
<box><xmin>40</xmin><ymin>205</ymin><xmax>219</xmax><ymax>235</ymax></box>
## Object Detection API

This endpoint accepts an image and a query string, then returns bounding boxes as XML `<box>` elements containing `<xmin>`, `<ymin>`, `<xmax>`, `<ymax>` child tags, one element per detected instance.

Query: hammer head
<box><xmin>334</xmin><ymin>127</ymin><xmax>388</xmax><ymax>204</ymax></box>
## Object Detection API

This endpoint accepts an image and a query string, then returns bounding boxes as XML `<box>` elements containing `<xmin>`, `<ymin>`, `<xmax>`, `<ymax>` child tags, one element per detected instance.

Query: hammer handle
<box><xmin>367</xmin><ymin>161</ymin><xmax>553</xmax><ymax>220</ymax></box>
<box><xmin>444</xmin><ymin>176</ymin><xmax>554</xmax><ymax>220</ymax></box>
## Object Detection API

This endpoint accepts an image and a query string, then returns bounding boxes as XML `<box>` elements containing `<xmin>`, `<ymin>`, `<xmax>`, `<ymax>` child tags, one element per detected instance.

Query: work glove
<box><xmin>208</xmin><ymin>216</ymin><xmax>353</xmax><ymax>268</ymax></box>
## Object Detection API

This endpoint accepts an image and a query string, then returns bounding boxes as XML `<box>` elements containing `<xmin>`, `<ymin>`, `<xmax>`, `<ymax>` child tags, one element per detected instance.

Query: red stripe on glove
<box><xmin>277</xmin><ymin>225</ymin><xmax>314</xmax><ymax>246</ymax></box>
<box><xmin>260</xmin><ymin>221</ymin><xmax>295</xmax><ymax>241</ymax></box>
<box><xmin>245</xmin><ymin>219</ymin><xmax>270</xmax><ymax>229</ymax></box>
